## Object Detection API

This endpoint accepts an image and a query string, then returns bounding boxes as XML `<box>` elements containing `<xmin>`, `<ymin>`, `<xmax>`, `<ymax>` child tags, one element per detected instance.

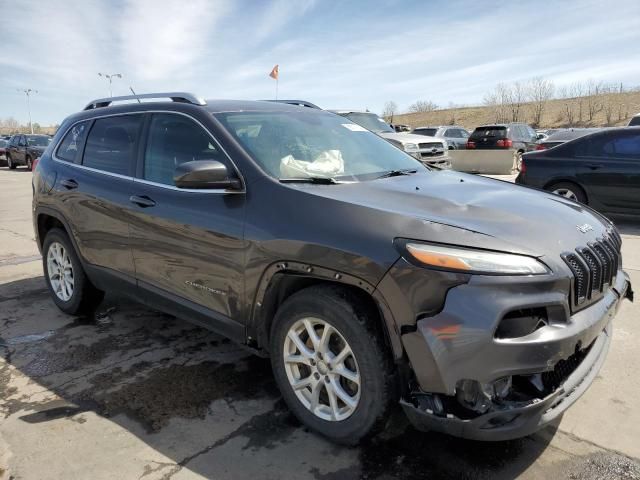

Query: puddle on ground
<box><xmin>79</xmin><ymin>356</ymin><xmax>276</xmax><ymax>432</ymax></box>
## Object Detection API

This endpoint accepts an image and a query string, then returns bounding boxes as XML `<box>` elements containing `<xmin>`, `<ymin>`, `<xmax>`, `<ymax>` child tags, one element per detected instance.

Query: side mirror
<box><xmin>174</xmin><ymin>160</ymin><xmax>241</xmax><ymax>190</ymax></box>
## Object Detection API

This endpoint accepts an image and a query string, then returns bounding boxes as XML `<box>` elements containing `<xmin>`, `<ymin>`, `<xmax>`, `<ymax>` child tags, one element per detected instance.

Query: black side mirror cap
<box><xmin>174</xmin><ymin>160</ymin><xmax>242</xmax><ymax>190</ymax></box>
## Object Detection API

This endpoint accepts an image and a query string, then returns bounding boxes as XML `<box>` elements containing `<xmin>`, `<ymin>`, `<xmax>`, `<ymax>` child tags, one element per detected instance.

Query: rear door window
<box><xmin>82</xmin><ymin>115</ymin><xmax>143</xmax><ymax>175</ymax></box>
<box><xmin>445</xmin><ymin>129</ymin><xmax>461</xmax><ymax>138</ymax></box>
<box><xmin>56</xmin><ymin>121</ymin><xmax>90</xmax><ymax>163</ymax></box>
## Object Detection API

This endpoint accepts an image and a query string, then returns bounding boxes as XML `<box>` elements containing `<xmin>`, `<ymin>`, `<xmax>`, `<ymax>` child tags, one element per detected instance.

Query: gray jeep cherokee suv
<box><xmin>33</xmin><ymin>93</ymin><xmax>633</xmax><ymax>444</ymax></box>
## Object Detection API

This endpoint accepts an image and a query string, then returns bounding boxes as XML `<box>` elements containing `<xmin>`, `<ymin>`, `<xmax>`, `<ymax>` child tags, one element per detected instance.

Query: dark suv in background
<box><xmin>6</xmin><ymin>133</ymin><xmax>51</xmax><ymax>170</ymax></box>
<box><xmin>467</xmin><ymin>123</ymin><xmax>537</xmax><ymax>155</ymax></box>
<box><xmin>33</xmin><ymin>93</ymin><xmax>632</xmax><ymax>445</ymax></box>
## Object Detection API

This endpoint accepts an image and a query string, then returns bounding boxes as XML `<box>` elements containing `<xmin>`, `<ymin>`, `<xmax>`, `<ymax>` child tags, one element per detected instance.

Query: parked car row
<box><xmin>2</xmin><ymin>133</ymin><xmax>51</xmax><ymax>170</ymax></box>
<box><xmin>329</xmin><ymin>110</ymin><xmax>451</xmax><ymax>169</ymax></box>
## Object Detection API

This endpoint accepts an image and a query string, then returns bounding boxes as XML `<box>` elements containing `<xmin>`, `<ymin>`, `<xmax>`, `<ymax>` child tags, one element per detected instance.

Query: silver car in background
<box><xmin>411</xmin><ymin>125</ymin><xmax>470</xmax><ymax>149</ymax></box>
<box><xmin>329</xmin><ymin>110</ymin><xmax>451</xmax><ymax>169</ymax></box>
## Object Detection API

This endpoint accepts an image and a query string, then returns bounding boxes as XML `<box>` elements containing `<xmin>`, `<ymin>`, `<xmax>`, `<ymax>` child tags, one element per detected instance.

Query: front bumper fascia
<box><xmin>399</xmin><ymin>270</ymin><xmax>631</xmax><ymax>440</ymax></box>
<box><xmin>401</xmin><ymin>322</ymin><xmax>612</xmax><ymax>441</ymax></box>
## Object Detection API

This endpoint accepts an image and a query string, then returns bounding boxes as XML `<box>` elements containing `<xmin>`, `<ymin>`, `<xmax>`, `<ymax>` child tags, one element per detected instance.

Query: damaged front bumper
<box><xmin>399</xmin><ymin>271</ymin><xmax>632</xmax><ymax>441</ymax></box>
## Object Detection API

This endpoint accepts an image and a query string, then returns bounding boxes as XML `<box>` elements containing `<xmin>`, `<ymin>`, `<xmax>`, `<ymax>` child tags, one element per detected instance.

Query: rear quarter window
<box><xmin>82</xmin><ymin>115</ymin><xmax>143</xmax><ymax>175</ymax></box>
<box><xmin>56</xmin><ymin>121</ymin><xmax>90</xmax><ymax>163</ymax></box>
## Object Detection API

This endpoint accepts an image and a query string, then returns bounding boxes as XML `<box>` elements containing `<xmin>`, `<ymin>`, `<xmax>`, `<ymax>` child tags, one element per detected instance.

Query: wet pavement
<box><xmin>1</xmin><ymin>168</ymin><xmax>640</xmax><ymax>479</ymax></box>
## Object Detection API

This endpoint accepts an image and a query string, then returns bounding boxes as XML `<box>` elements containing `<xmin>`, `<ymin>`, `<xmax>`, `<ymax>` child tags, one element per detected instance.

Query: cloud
<box><xmin>118</xmin><ymin>0</ymin><xmax>230</xmax><ymax>83</ymax></box>
<box><xmin>0</xmin><ymin>0</ymin><xmax>639</xmax><ymax>124</ymax></box>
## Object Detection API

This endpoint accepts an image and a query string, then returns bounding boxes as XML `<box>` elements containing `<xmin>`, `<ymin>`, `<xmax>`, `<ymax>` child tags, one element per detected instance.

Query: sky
<box><xmin>1</xmin><ymin>0</ymin><xmax>640</xmax><ymax>125</ymax></box>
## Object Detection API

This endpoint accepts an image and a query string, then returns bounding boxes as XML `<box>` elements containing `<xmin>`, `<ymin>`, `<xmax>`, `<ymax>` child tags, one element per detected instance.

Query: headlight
<box><xmin>403</xmin><ymin>143</ymin><xmax>419</xmax><ymax>152</ymax></box>
<box><xmin>405</xmin><ymin>243</ymin><xmax>548</xmax><ymax>275</ymax></box>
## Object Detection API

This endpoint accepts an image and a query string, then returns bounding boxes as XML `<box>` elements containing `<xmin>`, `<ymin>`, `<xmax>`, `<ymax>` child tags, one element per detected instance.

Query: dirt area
<box><xmin>393</xmin><ymin>91</ymin><xmax>640</xmax><ymax>130</ymax></box>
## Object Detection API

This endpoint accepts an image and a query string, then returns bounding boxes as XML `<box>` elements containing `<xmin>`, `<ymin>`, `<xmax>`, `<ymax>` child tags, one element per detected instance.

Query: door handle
<box><xmin>130</xmin><ymin>195</ymin><xmax>156</xmax><ymax>208</ymax></box>
<box><xmin>60</xmin><ymin>179</ymin><xmax>78</xmax><ymax>190</ymax></box>
<box><xmin>586</xmin><ymin>163</ymin><xmax>603</xmax><ymax>170</ymax></box>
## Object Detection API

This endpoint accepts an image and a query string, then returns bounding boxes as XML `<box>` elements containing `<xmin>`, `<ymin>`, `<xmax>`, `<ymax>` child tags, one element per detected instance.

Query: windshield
<box><xmin>412</xmin><ymin>128</ymin><xmax>438</xmax><ymax>136</ymax></box>
<box><xmin>629</xmin><ymin>116</ymin><xmax>640</xmax><ymax>126</ymax></box>
<box><xmin>26</xmin><ymin>136</ymin><xmax>51</xmax><ymax>147</ymax></box>
<box><xmin>215</xmin><ymin>111</ymin><xmax>426</xmax><ymax>181</ymax></box>
<box><xmin>341</xmin><ymin>112</ymin><xmax>395</xmax><ymax>133</ymax></box>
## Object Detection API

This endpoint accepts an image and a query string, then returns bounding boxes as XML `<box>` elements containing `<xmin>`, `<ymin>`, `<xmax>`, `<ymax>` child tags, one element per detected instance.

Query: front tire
<box><xmin>26</xmin><ymin>156</ymin><xmax>33</xmax><ymax>171</ymax></box>
<box><xmin>270</xmin><ymin>285</ymin><xmax>394</xmax><ymax>445</ymax></box>
<box><xmin>43</xmin><ymin>228</ymin><xmax>104</xmax><ymax>315</ymax></box>
<box><xmin>7</xmin><ymin>154</ymin><xmax>16</xmax><ymax>169</ymax></box>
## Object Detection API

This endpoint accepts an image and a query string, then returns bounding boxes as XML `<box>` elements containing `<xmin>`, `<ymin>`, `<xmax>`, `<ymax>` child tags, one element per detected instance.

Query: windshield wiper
<box><xmin>376</xmin><ymin>169</ymin><xmax>418</xmax><ymax>179</ymax></box>
<box><xmin>280</xmin><ymin>177</ymin><xmax>340</xmax><ymax>184</ymax></box>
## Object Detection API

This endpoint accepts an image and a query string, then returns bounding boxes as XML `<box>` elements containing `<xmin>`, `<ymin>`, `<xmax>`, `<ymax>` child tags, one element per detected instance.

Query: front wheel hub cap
<box><xmin>283</xmin><ymin>317</ymin><xmax>361</xmax><ymax>421</ymax></box>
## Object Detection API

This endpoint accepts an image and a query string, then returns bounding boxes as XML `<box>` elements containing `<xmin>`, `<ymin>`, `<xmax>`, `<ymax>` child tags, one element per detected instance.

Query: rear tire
<box><xmin>270</xmin><ymin>285</ymin><xmax>394</xmax><ymax>445</ymax></box>
<box><xmin>7</xmin><ymin>154</ymin><xmax>16</xmax><ymax>169</ymax></box>
<box><xmin>43</xmin><ymin>228</ymin><xmax>104</xmax><ymax>315</ymax></box>
<box><xmin>546</xmin><ymin>181</ymin><xmax>587</xmax><ymax>204</ymax></box>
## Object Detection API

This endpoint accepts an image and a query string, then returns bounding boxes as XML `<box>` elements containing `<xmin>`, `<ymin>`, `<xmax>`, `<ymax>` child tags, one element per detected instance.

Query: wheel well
<box><xmin>37</xmin><ymin>214</ymin><xmax>66</xmax><ymax>248</ymax></box>
<box><xmin>255</xmin><ymin>274</ymin><xmax>392</xmax><ymax>358</ymax></box>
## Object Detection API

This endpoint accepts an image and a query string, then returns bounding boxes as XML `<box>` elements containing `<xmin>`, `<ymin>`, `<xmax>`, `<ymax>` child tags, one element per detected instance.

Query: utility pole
<box><xmin>98</xmin><ymin>72</ymin><xmax>123</xmax><ymax>97</ymax></box>
<box><xmin>17</xmin><ymin>89</ymin><xmax>38</xmax><ymax>134</ymax></box>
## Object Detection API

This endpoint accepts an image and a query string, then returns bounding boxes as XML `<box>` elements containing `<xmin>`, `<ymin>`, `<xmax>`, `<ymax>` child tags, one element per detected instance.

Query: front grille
<box><xmin>418</xmin><ymin>142</ymin><xmax>443</xmax><ymax>150</ymax></box>
<box><xmin>420</xmin><ymin>150</ymin><xmax>444</xmax><ymax>158</ymax></box>
<box><xmin>562</xmin><ymin>232</ymin><xmax>621</xmax><ymax>308</ymax></box>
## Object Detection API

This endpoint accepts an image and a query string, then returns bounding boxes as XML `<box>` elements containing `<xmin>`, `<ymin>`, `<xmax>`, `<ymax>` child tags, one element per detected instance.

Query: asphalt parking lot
<box><xmin>1</xmin><ymin>167</ymin><xmax>640</xmax><ymax>480</ymax></box>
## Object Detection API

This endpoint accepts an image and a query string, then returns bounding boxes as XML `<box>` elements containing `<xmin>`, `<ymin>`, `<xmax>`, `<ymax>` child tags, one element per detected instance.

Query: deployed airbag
<box><xmin>280</xmin><ymin>150</ymin><xmax>344</xmax><ymax>178</ymax></box>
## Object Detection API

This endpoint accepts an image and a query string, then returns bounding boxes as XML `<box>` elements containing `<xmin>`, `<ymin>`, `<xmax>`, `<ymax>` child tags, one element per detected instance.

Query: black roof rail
<box><xmin>83</xmin><ymin>92</ymin><xmax>206</xmax><ymax>110</ymax></box>
<box><xmin>263</xmin><ymin>99</ymin><xmax>321</xmax><ymax>109</ymax></box>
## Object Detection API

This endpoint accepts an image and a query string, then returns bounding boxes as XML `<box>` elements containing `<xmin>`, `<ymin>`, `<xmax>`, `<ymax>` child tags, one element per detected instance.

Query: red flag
<box><xmin>269</xmin><ymin>64</ymin><xmax>279</xmax><ymax>80</ymax></box>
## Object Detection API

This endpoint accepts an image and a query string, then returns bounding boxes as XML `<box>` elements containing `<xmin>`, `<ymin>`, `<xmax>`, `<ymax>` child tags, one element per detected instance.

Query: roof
<box><xmin>326</xmin><ymin>109</ymin><xmax>374</xmax><ymax>115</ymax></box>
<box><xmin>544</xmin><ymin>128</ymin><xmax>603</xmax><ymax>142</ymax></box>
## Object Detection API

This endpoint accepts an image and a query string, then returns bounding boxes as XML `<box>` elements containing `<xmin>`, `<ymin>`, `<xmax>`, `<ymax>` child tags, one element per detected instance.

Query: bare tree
<box><xmin>527</xmin><ymin>77</ymin><xmax>554</xmax><ymax>126</ymax></box>
<box><xmin>505</xmin><ymin>81</ymin><xmax>526</xmax><ymax>122</ymax></box>
<box><xmin>586</xmin><ymin>79</ymin><xmax>604</xmax><ymax>121</ymax></box>
<box><xmin>408</xmin><ymin>100</ymin><xmax>438</xmax><ymax>113</ymax></box>
<box><xmin>484</xmin><ymin>83</ymin><xmax>510</xmax><ymax>123</ymax></box>
<box><xmin>558</xmin><ymin>86</ymin><xmax>576</xmax><ymax>126</ymax></box>
<box><xmin>382</xmin><ymin>101</ymin><xmax>398</xmax><ymax>123</ymax></box>
<box><xmin>570</xmin><ymin>82</ymin><xmax>585</xmax><ymax>123</ymax></box>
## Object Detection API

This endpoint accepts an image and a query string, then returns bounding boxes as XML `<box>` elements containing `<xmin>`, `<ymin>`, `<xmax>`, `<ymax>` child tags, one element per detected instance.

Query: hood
<box><xmin>29</xmin><ymin>145</ymin><xmax>47</xmax><ymax>152</ymax></box>
<box><xmin>292</xmin><ymin>171</ymin><xmax>611</xmax><ymax>258</ymax></box>
<box><xmin>379</xmin><ymin>132</ymin><xmax>445</xmax><ymax>145</ymax></box>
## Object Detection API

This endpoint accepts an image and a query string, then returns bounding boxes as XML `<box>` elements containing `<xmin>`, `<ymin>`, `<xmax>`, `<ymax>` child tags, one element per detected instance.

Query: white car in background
<box><xmin>329</xmin><ymin>110</ymin><xmax>451</xmax><ymax>169</ymax></box>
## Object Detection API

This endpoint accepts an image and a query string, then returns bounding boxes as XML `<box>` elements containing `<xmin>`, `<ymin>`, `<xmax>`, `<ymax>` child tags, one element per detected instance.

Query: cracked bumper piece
<box><xmin>401</xmin><ymin>324</ymin><xmax>611</xmax><ymax>441</ymax></box>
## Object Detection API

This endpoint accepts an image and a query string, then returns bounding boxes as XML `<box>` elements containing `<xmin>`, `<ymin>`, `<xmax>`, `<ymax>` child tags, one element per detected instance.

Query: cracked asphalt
<box><xmin>2</xmin><ymin>167</ymin><xmax>640</xmax><ymax>479</ymax></box>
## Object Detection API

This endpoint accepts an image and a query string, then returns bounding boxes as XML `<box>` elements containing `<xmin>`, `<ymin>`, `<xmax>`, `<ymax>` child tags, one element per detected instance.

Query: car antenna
<box><xmin>129</xmin><ymin>86</ymin><xmax>141</xmax><ymax>103</ymax></box>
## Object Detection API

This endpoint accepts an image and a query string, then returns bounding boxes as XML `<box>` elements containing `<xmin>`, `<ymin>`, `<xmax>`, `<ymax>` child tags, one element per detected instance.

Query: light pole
<box><xmin>17</xmin><ymin>88</ymin><xmax>38</xmax><ymax>134</ymax></box>
<box><xmin>98</xmin><ymin>72</ymin><xmax>122</xmax><ymax>97</ymax></box>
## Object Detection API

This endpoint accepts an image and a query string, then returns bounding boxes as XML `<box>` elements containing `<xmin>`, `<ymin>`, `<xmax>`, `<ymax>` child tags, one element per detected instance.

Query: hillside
<box><xmin>392</xmin><ymin>91</ymin><xmax>640</xmax><ymax>130</ymax></box>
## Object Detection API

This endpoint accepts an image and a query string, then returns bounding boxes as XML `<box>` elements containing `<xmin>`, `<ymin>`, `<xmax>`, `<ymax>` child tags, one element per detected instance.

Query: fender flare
<box><xmin>34</xmin><ymin>206</ymin><xmax>85</xmax><ymax>264</ymax></box>
<box><xmin>248</xmin><ymin>260</ymin><xmax>404</xmax><ymax>360</ymax></box>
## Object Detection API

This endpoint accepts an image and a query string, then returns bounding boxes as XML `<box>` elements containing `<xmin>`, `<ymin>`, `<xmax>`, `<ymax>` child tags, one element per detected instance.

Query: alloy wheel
<box><xmin>552</xmin><ymin>187</ymin><xmax>578</xmax><ymax>201</ymax></box>
<box><xmin>47</xmin><ymin>241</ymin><xmax>74</xmax><ymax>301</ymax></box>
<box><xmin>283</xmin><ymin>317</ymin><xmax>361</xmax><ymax>421</ymax></box>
